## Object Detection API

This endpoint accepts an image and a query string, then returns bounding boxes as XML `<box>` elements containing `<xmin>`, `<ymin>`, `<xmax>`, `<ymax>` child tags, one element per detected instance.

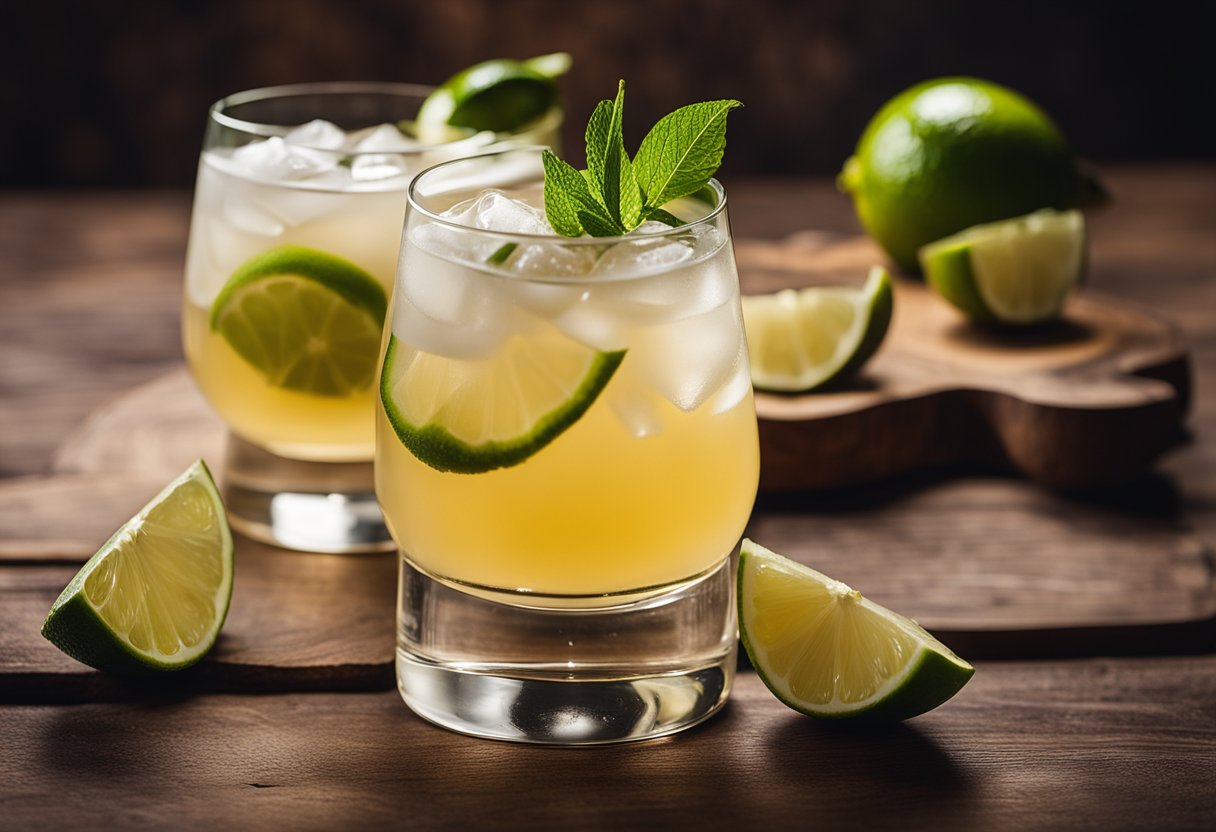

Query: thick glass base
<box><xmin>396</xmin><ymin>556</ymin><xmax>737</xmax><ymax>744</ymax></box>
<box><xmin>222</xmin><ymin>434</ymin><xmax>394</xmax><ymax>553</ymax></box>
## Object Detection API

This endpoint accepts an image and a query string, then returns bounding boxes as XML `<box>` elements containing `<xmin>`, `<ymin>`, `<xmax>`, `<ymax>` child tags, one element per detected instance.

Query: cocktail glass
<box><xmin>182</xmin><ymin>83</ymin><xmax>561</xmax><ymax>553</ymax></box>
<box><xmin>377</xmin><ymin>147</ymin><xmax>760</xmax><ymax>743</ymax></box>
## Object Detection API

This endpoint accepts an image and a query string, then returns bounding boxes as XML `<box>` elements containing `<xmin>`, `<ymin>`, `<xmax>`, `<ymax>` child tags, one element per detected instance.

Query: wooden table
<box><xmin>3</xmin><ymin>167</ymin><xmax>1215</xmax><ymax>829</ymax></box>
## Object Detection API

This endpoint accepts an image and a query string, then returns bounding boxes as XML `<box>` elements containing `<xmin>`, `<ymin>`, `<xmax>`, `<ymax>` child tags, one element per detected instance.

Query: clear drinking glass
<box><xmin>182</xmin><ymin>83</ymin><xmax>561</xmax><ymax>553</ymax></box>
<box><xmin>376</xmin><ymin>148</ymin><xmax>760</xmax><ymax>743</ymax></box>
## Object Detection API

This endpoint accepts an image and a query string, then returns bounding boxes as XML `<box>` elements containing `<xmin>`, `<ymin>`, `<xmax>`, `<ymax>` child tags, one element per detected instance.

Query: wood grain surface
<box><xmin>2</xmin><ymin>169</ymin><xmax>1215</xmax><ymax>828</ymax></box>
<box><xmin>3</xmin><ymin>662</ymin><xmax>1215</xmax><ymax>831</ymax></box>
<box><xmin>3</xmin><ymin>370</ymin><xmax>1212</xmax><ymax>700</ymax></box>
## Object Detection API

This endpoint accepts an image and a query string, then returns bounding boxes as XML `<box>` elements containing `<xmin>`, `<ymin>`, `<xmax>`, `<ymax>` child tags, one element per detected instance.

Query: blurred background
<box><xmin>3</xmin><ymin>0</ymin><xmax>1213</xmax><ymax>188</ymax></box>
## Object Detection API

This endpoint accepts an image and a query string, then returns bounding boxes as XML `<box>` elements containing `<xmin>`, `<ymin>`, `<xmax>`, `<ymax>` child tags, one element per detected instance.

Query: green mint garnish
<box><xmin>543</xmin><ymin>81</ymin><xmax>741</xmax><ymax>237</ymax></box>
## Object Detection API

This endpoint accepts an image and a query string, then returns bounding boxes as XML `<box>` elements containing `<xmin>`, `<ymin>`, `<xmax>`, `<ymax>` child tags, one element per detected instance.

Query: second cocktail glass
<box><xmin>182</xmin><ymin>83</ymin><xmax>561</xmax><ymax>552</ymax></box>
<box><xmin>376</xmin><ymin>148</ymin><xmax>760</xmax><ymax>743</ymax></box>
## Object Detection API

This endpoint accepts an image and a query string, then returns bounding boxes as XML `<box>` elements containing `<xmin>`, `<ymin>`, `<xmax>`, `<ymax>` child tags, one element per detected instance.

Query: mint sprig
<box><xmin>543</xmin><ymin>81</ymin><xmax>741</xmax><ymax>237</ymax></box>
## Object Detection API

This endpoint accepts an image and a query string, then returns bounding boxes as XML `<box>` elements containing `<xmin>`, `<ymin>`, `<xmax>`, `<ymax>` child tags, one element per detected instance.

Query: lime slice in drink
<box><xmin>919</xmin><ymin>209</ymin><xmax>1085</xmax><ymax>325</ymax></box>
<box><xmin>380</xmin><ymin>332</ymin><xmax>625</xmax><ymax>474</ymax></box>
<box><xmin>416</xmin><ymin>53</ymin><xmax>570</xmax><ymax>136</ymax></box>
<box><xmin>40</xmin><ymin>460</ymin><xmax>234</xmax><ymax>673</ymax></box>
<box><xmin>738</xmin><ymin>539</ymin><xmax>974</xmax><ymax>721</ymax></box>
<box><xmin>210</xmin><ymin>245</ymin><xmax>387</xmax><ymax>397</ymax></box>
<box><xmin>741</xmin><ymin>266</ymin><xmax>893</xmax><ymax>392</ymax></box>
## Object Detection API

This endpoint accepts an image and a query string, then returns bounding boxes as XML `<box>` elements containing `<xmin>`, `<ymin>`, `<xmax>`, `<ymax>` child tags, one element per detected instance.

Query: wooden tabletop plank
<box><xmin>3</xmin><ymin>662</ymin><xmax>1214</xmax><ymax>830</ymax></box>
<box><xmin>2</xmin><ymin>170</ymin><xmax>1215</xmax><ymax>824</ymax></box>
<box><xmin>3</xmin><ymin>167</ymin><xmax>1216</xmax><ymax>696</ymax></box>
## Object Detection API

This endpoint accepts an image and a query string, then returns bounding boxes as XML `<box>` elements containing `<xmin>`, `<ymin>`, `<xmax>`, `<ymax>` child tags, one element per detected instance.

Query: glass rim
<box><xmin>405</xmin><ymin>146</ymin><xmax>729</xmax><ymax>246</ymax></box>
<box><xmin>206</xmin><ymin>82</ymin><xmax>563</xmax><ymax>154</ymax></box>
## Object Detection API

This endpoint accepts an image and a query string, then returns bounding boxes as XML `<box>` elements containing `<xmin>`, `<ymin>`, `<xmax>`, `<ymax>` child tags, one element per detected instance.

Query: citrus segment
<box><xmin>41</xmin><ymin>460</ymin><xmax>234</xmax><ymax>673</ymax></box>
<box><xmin>209</xmin><ymin>245</ymin><xmax>387</xmax><ymax>397</ymax></box>
<box><xmin>380</xmin><ymin>332</ymin><xmax>625</xmax><ymax>474</ymax></box>
<box><xmin>920</xmin><ymin>209</ymin><xmax>1084</xmax><ymax>324</ymax></box>
<box><xmin>738</xmin><ymin>539</ymin><xmax>974</xmax><ymax>720</ymax></box>
<box><xmin>741</xmin><ymin>266</ymin><xmax>892</xmax><ymax>392</ymax></box>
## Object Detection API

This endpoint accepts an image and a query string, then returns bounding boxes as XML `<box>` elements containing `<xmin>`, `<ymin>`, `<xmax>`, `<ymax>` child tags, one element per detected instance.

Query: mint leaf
<box><xmin>603</xmin><ymin>82</ymin><xmax>641</xmax><ymax>230</ymax></box>
<box><xmin>633</xmin><ymin>99</ymin><xmax>741</xmax><ymax>208</ymax></box>
<box><xmin>641</xmin><ymin>206</ymin><xmax>684</xmax><ymax>228</ymax></box>
<box><xmin>584</xmin><ymin>99</ymin><xmax>612</xmax><ymax>202</ymax></box>
<box><xmin>542</xmin><ymin>149</ymin><xmax>621</xmax><ymax>237</ymax></box>
<box><xmin>586</xmin><ymin>82</ymin><xmax>643</xmax><ymax>231</ymax></box>
<box><xmin>543</xmin><ymin>83</ymin><xmax>739</xmax><ymax>239</ymax></box>
<box><xmin>577</xmin><ymin>210</ymin><xmax>622</xmax><ymax>237</ymax></box>
<box><xmin>542</xmin><ymin>150</ymin><xmax>588</xmax><ymax>236</ymax></box>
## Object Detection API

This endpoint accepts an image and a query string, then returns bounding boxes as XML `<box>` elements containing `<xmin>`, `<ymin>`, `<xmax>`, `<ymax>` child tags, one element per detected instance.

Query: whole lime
<box><xmin>839</xmin><ymin>77</ymin><xmax>1102</xmax><ymax>273</ymax></box>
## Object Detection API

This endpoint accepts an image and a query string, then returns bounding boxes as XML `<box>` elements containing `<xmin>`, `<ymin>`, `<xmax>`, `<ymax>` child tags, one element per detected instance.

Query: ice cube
<box><xmin>707</xmin><ymin>358</ymin><xmax>752</xmax><ymax>415</ymax></box>
<box><xmin>227</xmin><ymin>137</ymin><xmax>341</xmax><ymax>181</ymax></box>
<box><xmin>506</xmin><ymin>281</ymin><xmax>584</xmax><ymax>316</ymax></box>
<box><xmin>350</xmin><ymin>154</ymin><xmax>412</xmax><ymax>182</ymax></box>
<box><xmin>220</xmin><ymin>187</ymin><xmax>285</xmax><ymax>236</ymax></box>
<box><xmin>410</xmin><ymin>216</ymin><xmax>497</xmax><ymax>265</ymax></box>
<box><xmin>593</xmin><ymin>246</ymin><xmax>734</xmax><ymax>325</ymax></box>
<box><xmin>550</xmin><ymin>291</ymin><xmax>629</xmax><ymax>351</ymax></box>
<box><xmin>633</xmin><ymin>220</ymin><xmax>677</xmax><ymax>234</ymax></box>
<box><xmin>398</xmin><ymin>225</ymin><xmax>511</xmax><ymax>357</ymax></box>
<box><xmin>507</xmin><ymin>242</ymin><xmax>597</xmax><ymax>278</ymax></box>
<box><xmin>637</xmin><ymin>301</ymin><xmax>745</xmax><ymax>411</ymax></box>
<box><xmin>591</xmin><ymin>236</ymin><xmax>693</xmax><ymax>277</ymax></box>
<box><xmin>284</xmin><ymin>119</ymin><xmax>346</xmax><ymax>150</ymax></box>
<box><xmin>353</xmin><ymin>123</ymin><xmax>420</xmax><ymax>153</ymax></box>
<box><xmin>459</xmin><ymin>189</ymin><xmax>552</xmax><ymax>234</ymax></box>
<box><xmin>605</xmin><ymin>386</ymin><xmax>665</xmax><ymax>438</ymax></box>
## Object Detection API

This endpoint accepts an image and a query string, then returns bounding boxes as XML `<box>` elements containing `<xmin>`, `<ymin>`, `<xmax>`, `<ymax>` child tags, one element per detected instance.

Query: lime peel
<box><xmin>417</xmin><ymin>54</ymin><xmax>570</xmax><ymax>136</ymax></box>
<box><xmin>209</xmin><ymin>245</ymin><xmax>387</xmax><ymax>397</ymax></box>
<box><xmin>839</xmin><ymin>76</ymin><xmax>1100</xmax><ymax>272</ymax></box>
<box><xmin>738</xmin><ymin>539</ymin><xmax>974</xmax><ymax>721</ymax></box>
<box><xmin>742</xmin><ymin>266</ymin><xmax>893</xmax><ymax>393</ymax></box>
<box><xmin>920</xmin><ymin>208</ymin><xmax>1085</xmax><ymax>325</ymax></box>
<box><xmin>40</xmin><ymin>460</ymin><xmax>234</xmax><ymax>674</ymax></box>
<box><xmin>380</xmin><ymin>334</ymin><xmax>626</xmax><ymax>474</ymax></box>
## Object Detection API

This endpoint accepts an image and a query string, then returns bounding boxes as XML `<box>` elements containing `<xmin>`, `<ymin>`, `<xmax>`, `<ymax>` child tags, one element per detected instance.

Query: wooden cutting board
<box><xmin>735</xmin><ymin>235</ymin><xmax>1191</xmax><ymax>491</ymax></box>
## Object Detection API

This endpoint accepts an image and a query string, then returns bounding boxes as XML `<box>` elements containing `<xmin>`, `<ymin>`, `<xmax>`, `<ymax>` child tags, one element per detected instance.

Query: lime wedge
<box><xmin>738</xmin><ymin>539</ymin><xmax>974</xmax><ymax>721</ymax></box>
<box><xmin>380</xmin><ymin>332</ymin><xmax>624</xmax><ymax>474</ymax></box>
<box><xmin>41</xmin><ymin>461</ymin><xmax>234</xmax><ymax>673</ymax></box>
<box><xmin>741</xmin><ymin>266</ymin><xmax>893</xmax><ymax>392</ymax></box>
<box><xmin>919</xmin><ymin>209</ymin><xmax>1085</xmax><ymax>325</ymax></box>
<box><xmin>417</xmin><ymin>53</ymin><xmax>570</xmax><ymax>136</ymax></box>
<box><xmin>210</xmin><ymin>245</ymin><xmax>387</xmax><ymax>397</ymax></box>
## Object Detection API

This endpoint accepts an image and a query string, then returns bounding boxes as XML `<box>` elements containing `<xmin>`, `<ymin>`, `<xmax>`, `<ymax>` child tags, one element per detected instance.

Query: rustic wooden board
<box><xmin>0</xmin><ymin>476</ymin><xmax>396</xmax><ymax>702</ymax></box>
<box><xmin>735</xmin><ymin>235</ymin><xmax>1191</xmax><ymax>491</ymax></box>
<box><xmin>4</xmin><ymin>661</ymin><xmax>1216</xmax><ymax>831</ymax></box>
<box><xmin>2</xmin><ymin>381</ymin><xmax>1212</xmax><ymax>699</ymax></box>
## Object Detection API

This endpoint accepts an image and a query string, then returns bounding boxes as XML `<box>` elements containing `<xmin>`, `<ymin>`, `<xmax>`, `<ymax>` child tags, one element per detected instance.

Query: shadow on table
<box><xmin>754</xmin><ymin>467</ymin><xmax>1189</xmax><ymax>523</ymax></box>
<box><xmin>737</xmin><ymin>715</ymin><xmax>978</xmax><ymax>826</ymax></box>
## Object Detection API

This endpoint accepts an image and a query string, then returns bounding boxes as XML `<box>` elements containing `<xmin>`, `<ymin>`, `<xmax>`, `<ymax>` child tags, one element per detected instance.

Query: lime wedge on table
<box><xmin>919</xmin><ymin>209</ymin><xmax>1085</xmax><ymax>325</ymax></box>
<box><xmin>380</xmin><ymin>332</ymin><xmax>624</xmax><ymax>474</ymax></box>
<box><xmin>210</xmin><ymin>245</ymin><xmax>387</xmax><ymax>397</ymax></box>
<box><xmin>416</xmin><ymin>53</ymin><xmax>570</xmax><ymax>135</ymax></box>
<box><xmin>741</xmin><ymin>266</ymin><xmax>893</xmax><ymax>392</ymax></box>
<box><xmin>41</xmin><ymin>461</ymin><xmax>233</xmax><ymax>673</ymax></box>
<box><xmin>739</xmin><ymin>539</ymin><xmax>974</xmax><ymax>721</ymax></box>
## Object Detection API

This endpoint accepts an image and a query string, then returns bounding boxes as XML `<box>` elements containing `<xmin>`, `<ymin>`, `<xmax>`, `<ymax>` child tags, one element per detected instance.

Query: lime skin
<box><xmin>839</xmin><ymin>77</ymin><xmax>1099</xmax><ymax>273</ymax></box>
